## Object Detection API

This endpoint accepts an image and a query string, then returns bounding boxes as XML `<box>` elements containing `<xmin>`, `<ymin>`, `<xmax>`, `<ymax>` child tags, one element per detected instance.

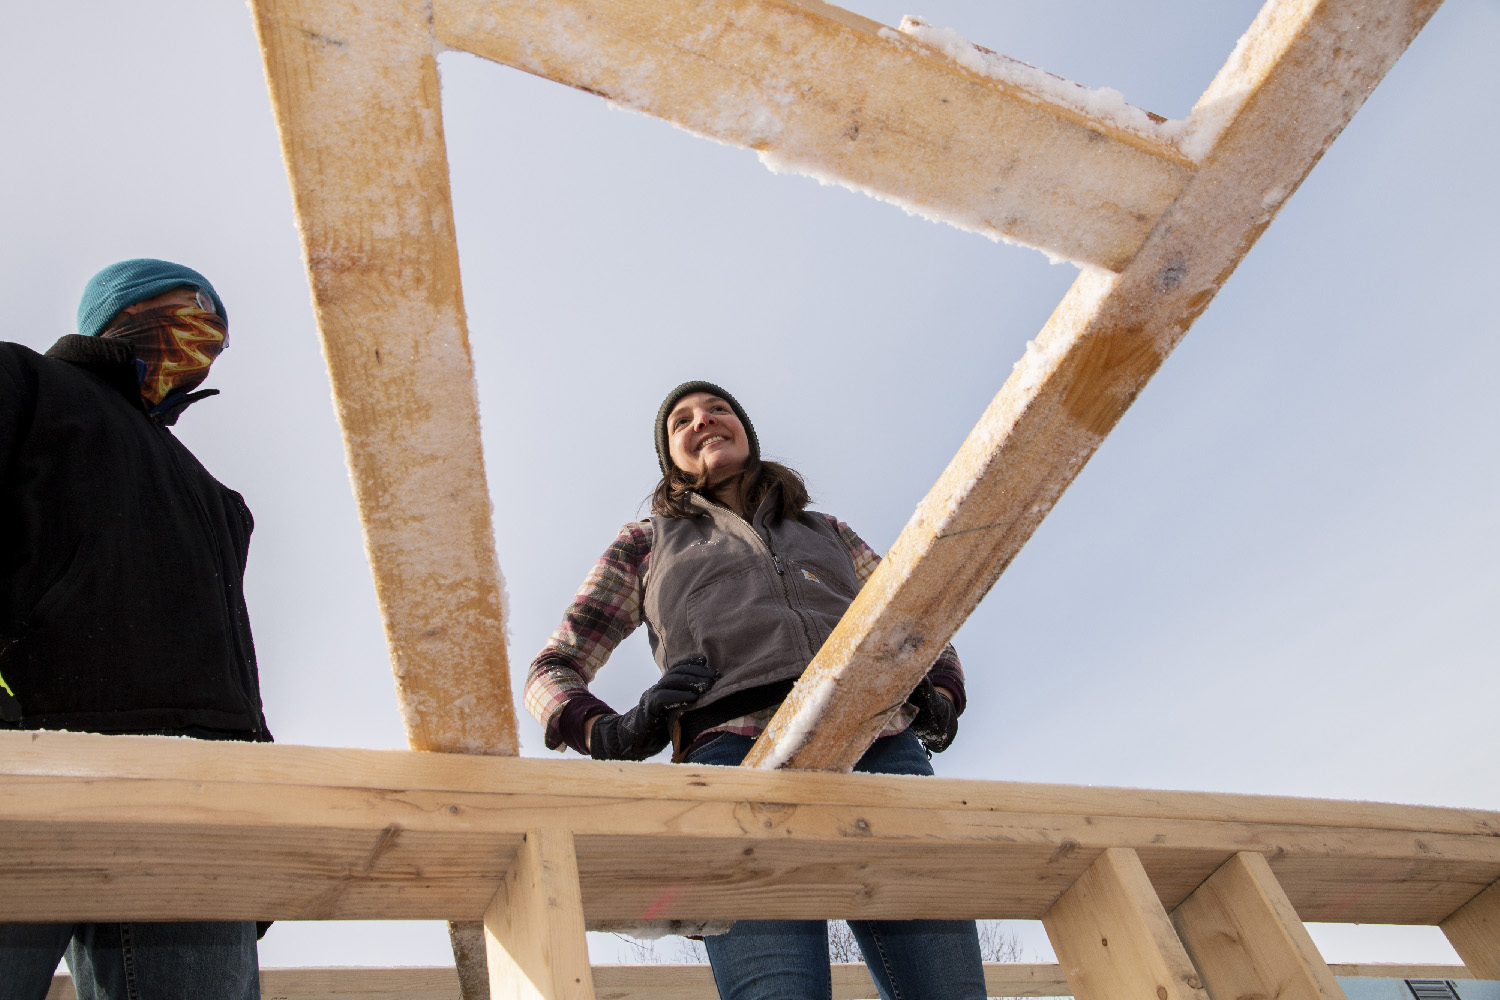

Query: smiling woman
<box><xmin>521</xmin><ymin>378</ymin><xmax>983</xmax><ymax>1000</ymax></box>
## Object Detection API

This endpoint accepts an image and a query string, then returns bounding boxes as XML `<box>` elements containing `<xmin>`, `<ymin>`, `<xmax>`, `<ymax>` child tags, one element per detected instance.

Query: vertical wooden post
<box><xmin>484</xmin><ymin>830</ymin><xmax>595</xmax><ymax>1000</ymax></box>
<box><xmin>1173</xmin><ymin>852</ymin><xmax>1346</xmax><ymax>1000</ymax></box>
<box><xmin>1043</xmin><ymin>848</ymin><xmax>1208</xmax><ymax>1000</ymax></box>
<box><xmin>1441</xmin><ymin>879</ymin><xmax>1500</xmax><ymax>979</ymax></box>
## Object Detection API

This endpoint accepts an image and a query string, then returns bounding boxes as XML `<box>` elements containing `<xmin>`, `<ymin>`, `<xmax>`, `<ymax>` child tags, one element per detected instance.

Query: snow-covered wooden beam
<box><xmin>249</xmin><ymin>0</ymin><xmax>517</xmax><ymax>756</ymax></box>
<box><xmin>743</xmin><ymin>0</ymin><xmax>1444</xmax><ymax>772</ymax></box>
<box><xmin>430</xmin><ymin>0</ymin><xmax>1195</xmax><ymax>272</ymax></box>
<box><xmin>4</xmin><ymin>732</ymin><xmax>1497</xmax><ymax>926</ymax></box>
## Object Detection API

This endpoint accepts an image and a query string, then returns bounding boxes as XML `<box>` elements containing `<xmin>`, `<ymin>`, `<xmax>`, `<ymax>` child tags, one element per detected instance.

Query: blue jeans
<box><xmin>0</xmin><ymin>921</ymin><xmax>259</xmax><ymax>1000</ymax></box>
<box><xmin>690</xmin><ymin>731</ymin><xmax>987</xmax><ymax>1000</ymax></box>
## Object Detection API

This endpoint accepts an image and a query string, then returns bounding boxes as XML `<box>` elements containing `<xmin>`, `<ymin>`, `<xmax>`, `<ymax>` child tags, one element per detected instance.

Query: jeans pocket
<box><xmin>27</xmin><ymin>534</ymin><xmax>95</xmax><ymax>628</ymax></box>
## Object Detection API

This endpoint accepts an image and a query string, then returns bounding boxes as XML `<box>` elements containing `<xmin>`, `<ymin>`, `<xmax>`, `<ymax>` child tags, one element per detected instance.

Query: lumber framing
<box><xmin>1442</xmin><ymin>878</ymin><xmax>1500</xmax><ymax>979</ymax></box>
<box><xmin>430</xmin><ymin>0</ymin><xmax>1194</xmax><ymax>272</ymax></box>
<box><xmin>249</xmin><ymin>0</ymin><xmax>517</xmax><ymax>757</ymax></box>
<box><xmin>483</xmin><ymin>829</ymin><xmax>594</xmax><ymax>1000</ymax></box>
<box><xmin>1172</xmin><ymin>852</ymin><xmax>1347</xmax><ymax>1000</ymax></box>
<box><xmin>45</xmin><ymin>963</ymin><xmax>1479</xmax><ymax>1000</ymax></box>
<box><xmin>207</xmin><ymin>0</ymin><xmax>1468</xmax><ymax>990</ymax></box>
<box><xmin>743</xmin><ymin>0</ymin><xmax>1445</xmax><ymax>771</ymax></box>
<box><xmin>1043</xmin><ymin>848</ymin><xmax>1209</xmax><ymax>1000</ymax></box>
<box><xmin>4</xmin><ymin>732</ymin><xmax>1499</xmax><ymax>926</ymax></box>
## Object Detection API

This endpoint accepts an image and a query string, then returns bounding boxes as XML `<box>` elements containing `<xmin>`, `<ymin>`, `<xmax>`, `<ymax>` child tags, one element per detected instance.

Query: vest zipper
<box><xmin>730</xmin><ymin>509</ymin><xmax>819</xmax><ymax>656</ymax></box>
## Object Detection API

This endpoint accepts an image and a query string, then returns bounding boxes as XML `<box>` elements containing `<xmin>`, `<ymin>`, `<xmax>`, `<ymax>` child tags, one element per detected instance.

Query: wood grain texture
<box><xmin>1044</xmin><ymin>848</ymin><xmax>1208</xmax><ymax>1000</ymax></box>
<box><xmin>43</xmin><ymin>963</ymin><xmax>1477</xmax><ymax>1000</ymax></box>
<box><xmin>484</xmin><ymin>830</ymin><xmax>594</xmax><ymax>1000</ymax></box>
<box><xmin>744</xmin><ymin>0</ymin><xmax>1446</xmax><ymax>772</ymax></box>
<box><xmin>431</xmin><ymin>0</ymin><xmax>1192</xmax><ymax>272</ymax></box>
<box><xmin>1173</xmin><ymin>852</ymin><xmax>1346</xmax><ymax>1000</ymax></box>
<box><xmin>1441</xmin><ymin>878</ymin><xmax>1500</xmax><ymax>979</ymax></box>
<box><xmin>4</xmin><ymin>733</ymin><xmax>1496</xmax><ymax>926</ymax></box>
<box><xmin>449</xmin><ymin>920</ymin><xmax>492</xmax><ymax>1000</ymax></box>
<box><xmin>248</xmin><ymin>0</ymin><xmax>516</xmax><ymax>757</ymax></box>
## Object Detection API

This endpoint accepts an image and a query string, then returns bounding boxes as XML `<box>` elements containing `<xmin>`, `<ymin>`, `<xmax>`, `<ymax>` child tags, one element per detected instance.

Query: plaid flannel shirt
<box><xmin>525</xmin><ymin>513</ymin><xmax>965</xmax><ymax>753</ymax></box>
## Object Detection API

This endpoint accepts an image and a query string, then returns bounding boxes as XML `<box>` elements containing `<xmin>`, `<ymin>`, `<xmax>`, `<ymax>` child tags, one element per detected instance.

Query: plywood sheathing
<box><xmin>431</xmin><ymin>0</ymin><xmax>1194</xmax><ymax>271</ymax></box>
<box><xmin>5</xmin><ymin>732</ymin><xmax>1498</xmax><ymax>926</ymax></box>
<box><xmin>745</xmin><ymin>0</ymin><xmax>1444</xmax><ymax>771</ymax></box>
<box><xmin>250</xmin><ymin>0</ymin><xmax>517</xmax><ymax>756</ymax></box>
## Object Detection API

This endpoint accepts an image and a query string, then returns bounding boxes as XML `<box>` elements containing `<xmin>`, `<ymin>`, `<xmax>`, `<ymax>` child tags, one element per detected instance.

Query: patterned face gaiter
<box><xmin>101</xmin><ymin>304</ymin><xmax>228</xmax><ymax>408</ymax></box>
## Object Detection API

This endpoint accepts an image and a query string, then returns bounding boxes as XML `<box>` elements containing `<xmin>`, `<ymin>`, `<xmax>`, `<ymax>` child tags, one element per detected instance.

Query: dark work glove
<box><xmin>908</xmin><ymin>676</ymin><xmax>959</xmax><ymax>754</ymax></box>
<box><xmin>589</xmin><ymin>656</ymin><xmax>718</xmax><ymax>761</ymax></box>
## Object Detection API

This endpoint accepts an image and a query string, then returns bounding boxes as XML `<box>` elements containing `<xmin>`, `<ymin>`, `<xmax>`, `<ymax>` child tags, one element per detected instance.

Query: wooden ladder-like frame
<box><xmin>7</xmin><ymin>1</ymin><xmax>1498</xmax><ymax>999</ymax></box>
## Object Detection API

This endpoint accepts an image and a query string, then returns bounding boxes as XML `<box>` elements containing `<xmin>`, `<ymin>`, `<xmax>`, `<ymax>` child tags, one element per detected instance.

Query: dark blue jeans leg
<box><xmin>846</xmin><ymin>732</ymin><xmax>986</xmax><ymax>1000</ymax></box>
<box><xmin>68</xmin><ymin>922</ymin><xmax>261</xmax><ymax>1000</ymax></box>
<box><xmin>0</xmin><ymin>922</ymin><xmax>75</xmax><ymax>1000</ymax></box>
<box><xmin>703</xmin><ymin>920</ymin><xmax>833</xmax><ymax>1000</ymax></box>
<box><xmin>693</xmin><ymin>731</ymin><xmax>986</xmax><ymax>1000</ymax></box>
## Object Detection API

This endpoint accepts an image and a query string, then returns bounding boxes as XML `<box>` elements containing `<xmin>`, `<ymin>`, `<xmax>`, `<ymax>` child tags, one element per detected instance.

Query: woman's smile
<box><xmin>668</xmin><ymin>392</ymin><xmax>751</xmax><ymax>481</ymax></box>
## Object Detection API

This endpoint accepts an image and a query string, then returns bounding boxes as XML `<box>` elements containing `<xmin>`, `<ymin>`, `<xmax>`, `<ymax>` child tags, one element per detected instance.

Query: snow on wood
<box><xmin>743</xmin><ymin>0</ymin><xmax>1445</xmax><ymax>772</ymax></box>
<box><xmin>249</xmin><ymin>0</ymin><xmax>518</xmax><ymax>756</ymax></box>
<box><xmin>430</xmin><ymin>0</ymin><xmax>1194</xmax><ymax>271</ymax></box>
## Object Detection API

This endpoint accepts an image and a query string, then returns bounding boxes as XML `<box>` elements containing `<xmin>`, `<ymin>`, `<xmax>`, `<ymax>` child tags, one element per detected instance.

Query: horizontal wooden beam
<box><xmin>430</xmin><ymin>0</ymin><xmax>1193</xmax><ymax>271</ymax></box>
<box><xmin>744</xmin><ymin>0</ymin><xmax>1445</xmax><ymax>771</ymax></box>
<box><xmin>4</xmin><ymin>732</ymin><xmax>1497</xmax><ymax>926</ymax></box>
<box><xmin>43</xmin><ymin>963</ymin><xmax>1480</xmax><ymax>1000</ymax></box>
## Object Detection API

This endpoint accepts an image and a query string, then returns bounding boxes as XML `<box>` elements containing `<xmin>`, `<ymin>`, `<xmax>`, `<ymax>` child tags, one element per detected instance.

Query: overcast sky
<box><xmin>2</xmin><ymin>0</ymin><xmax>1496</xmax><ymax>973</ymax></box>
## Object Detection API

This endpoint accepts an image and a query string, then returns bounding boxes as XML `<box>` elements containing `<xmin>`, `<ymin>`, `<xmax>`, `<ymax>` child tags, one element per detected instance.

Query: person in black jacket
<box><xmin>0</xmin><ymin>258</ymin><xmax>267</xmax><ymax>1000</ymax></box>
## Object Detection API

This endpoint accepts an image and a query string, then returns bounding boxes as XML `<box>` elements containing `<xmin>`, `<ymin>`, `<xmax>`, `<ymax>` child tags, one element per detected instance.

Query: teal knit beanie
<box><xmin>76</xmin><ymin>259</ymin><xmax>228</xmax><ymax>338</ymax></box>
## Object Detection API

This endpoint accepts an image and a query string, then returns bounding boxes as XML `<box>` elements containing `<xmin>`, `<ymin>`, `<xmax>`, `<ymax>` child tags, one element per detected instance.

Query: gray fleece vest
<box><xmin>643</xmin><ymin>490</ymin><xmax>862</xmax><ymax>711</ymax></box>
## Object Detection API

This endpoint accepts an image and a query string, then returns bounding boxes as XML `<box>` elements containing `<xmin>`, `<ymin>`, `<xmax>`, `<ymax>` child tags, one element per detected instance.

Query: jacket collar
<box><xmin>43</xmin><ymin>334</ymin><xmax>217</xmax><ymax>426</ymax></box>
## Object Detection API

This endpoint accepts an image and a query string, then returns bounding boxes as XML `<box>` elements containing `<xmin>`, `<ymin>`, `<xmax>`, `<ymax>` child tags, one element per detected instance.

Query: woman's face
<box><xmin>666</xmin><ymin>391</ymin><xmax>751</xmax><ymax>483</ymax></box>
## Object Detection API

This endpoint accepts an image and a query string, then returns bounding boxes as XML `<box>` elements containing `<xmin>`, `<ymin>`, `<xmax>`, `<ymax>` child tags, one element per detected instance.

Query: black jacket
<box><xmin>0</xmin><ymin>336</ymin><xmax>267</xmax><ymax>739</ymax></box>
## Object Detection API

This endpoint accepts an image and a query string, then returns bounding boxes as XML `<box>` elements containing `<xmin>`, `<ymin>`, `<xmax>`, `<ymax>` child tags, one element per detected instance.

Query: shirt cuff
<box><xmin>557</xmin><ymin>692</ymin><xmax>616</xmax><ymax>756</ymax></box>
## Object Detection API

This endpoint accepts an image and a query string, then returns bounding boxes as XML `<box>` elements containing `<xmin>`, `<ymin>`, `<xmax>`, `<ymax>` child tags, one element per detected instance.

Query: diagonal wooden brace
<box><xmin>1043</xmin><ymin>847</ymin><xmax>1209</xmax><ymax>1000</ymax></box>
<box><xmin>743</xmin><ymin>0</ymin><xmax>1445</xmax><ymax>772</ymax></box>
<box><xmin>1172</xmin><ymin>852</ymin><xmax>1346</xmax><ymax>1000</ymax></box>
<box><xmin>1441</xmin><ymin>878</ymin><xmax>1500</xmax><ymax>979</ymax></box>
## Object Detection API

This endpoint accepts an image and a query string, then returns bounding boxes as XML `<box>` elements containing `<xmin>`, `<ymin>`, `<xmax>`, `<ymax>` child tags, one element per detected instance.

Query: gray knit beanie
<box><xmin>654</xmin><ymin>380</ymin><xmax>760</xmax><ymax>478</ymax></box>
<box><xmin>77</xmin><ymin>258</ymin><xmax>227</xmax><ymax>338</ymax></box>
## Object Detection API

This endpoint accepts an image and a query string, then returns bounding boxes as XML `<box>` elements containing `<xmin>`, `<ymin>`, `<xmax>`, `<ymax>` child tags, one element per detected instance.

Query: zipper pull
<box><xmin>772</xmin><ymin>554</ymin><xmax>785</xmax><ymax>575</ymax></box>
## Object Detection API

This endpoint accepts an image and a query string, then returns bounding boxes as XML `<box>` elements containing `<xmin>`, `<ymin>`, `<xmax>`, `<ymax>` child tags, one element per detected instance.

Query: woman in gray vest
<box><xmin>524</xmin><ymin>380</ymin><xmax>986</xmax><ymax>1000</ymax></box>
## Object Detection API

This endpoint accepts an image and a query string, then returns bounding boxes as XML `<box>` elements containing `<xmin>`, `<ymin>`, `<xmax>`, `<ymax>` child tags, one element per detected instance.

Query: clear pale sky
<box><xmin>2</xmin><ymin>0</ymin><xmax>1495</xmax><ymax>972</ymax></box>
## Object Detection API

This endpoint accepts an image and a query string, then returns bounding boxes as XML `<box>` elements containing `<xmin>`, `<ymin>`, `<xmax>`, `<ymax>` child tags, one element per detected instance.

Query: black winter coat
<box><xmin>0</xmin><ymin>336</ymin><xmax>267</xmax><ymax>738</ymax></box>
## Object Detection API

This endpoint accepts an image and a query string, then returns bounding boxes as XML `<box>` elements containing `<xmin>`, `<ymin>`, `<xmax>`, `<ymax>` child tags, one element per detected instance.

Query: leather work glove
<box><xmin>908</xmin><ymin>676</ymin><xmax>959</xmax><ymax>754</ymax></box>
<box><xmin>589</xmin><ymin>656</ymin><xmax>718</xmax><ymax>761</ymax></box>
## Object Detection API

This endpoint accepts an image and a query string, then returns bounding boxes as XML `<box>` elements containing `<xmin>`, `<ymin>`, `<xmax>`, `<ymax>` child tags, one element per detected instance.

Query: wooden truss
<box><xmin>8</xmin><ymin>0</ymin><xmax>1496</xmax><ymax>997</ymax></box>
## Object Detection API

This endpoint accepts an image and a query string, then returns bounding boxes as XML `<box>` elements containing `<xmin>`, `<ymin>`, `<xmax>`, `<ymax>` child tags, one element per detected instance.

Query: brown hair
<box><xmin>650</xmin><ymin>459</ymin><xmax>810</xmax><ymax>521</ymax></box>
